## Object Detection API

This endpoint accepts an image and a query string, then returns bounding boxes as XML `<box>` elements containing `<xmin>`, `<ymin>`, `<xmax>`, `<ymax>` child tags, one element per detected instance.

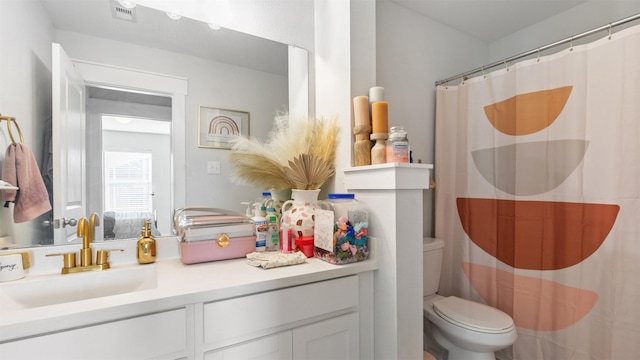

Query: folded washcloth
<box><xmin>246</xmin><ymin>251</ymin><xmax>307</xmax><ymax>269</ymax></box>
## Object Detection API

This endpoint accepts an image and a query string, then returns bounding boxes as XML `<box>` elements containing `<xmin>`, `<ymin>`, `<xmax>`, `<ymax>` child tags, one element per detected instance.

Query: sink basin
<box><xmin>0</xmin><ymin>265</ymin><xmax>157</xmax><ymax>310</ymax></box>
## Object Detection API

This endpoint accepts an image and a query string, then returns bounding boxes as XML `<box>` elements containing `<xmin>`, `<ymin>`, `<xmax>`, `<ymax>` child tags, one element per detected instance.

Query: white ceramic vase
<box><xmin>282</xmin><ymin>189</ymin><xmax>320</xmax><ymax>238</ymax></box>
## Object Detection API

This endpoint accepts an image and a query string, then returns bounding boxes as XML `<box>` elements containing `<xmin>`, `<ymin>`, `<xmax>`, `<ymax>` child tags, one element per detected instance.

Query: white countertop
<box><xmin>0</xmin><ymin>253</ymin><xmax>377</xmax><ymax>343</ymax></box>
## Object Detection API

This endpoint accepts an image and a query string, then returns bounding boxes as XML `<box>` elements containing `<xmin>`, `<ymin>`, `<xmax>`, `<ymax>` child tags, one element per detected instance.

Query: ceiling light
<box><xmin>166</xmin><ymin>12</ymin><xmax>182</xmax><ymax>20</ymax></box>
<box><xmin>208</xmin><ymin>23</ymin><xmax>222</xmax><ymax>30</ymax></box>
<box><xmin>116</xmin><ymin>0</ymin><xmax>136</xmax><ymax>9</ymax></box>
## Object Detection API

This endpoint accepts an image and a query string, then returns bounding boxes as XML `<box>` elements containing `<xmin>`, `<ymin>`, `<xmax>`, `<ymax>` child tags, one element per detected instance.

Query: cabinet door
<box><xmin>0</xmin><ymin>308</ymin><xmax>189</xmax><ymax>360</ymax></box>
<box><xmin>203</xmin><ymin>276</ymin><xmax>358</xmax><ymax>348</ymax></box>
<box><xmin>205</xmin><ymin>331</ymin><xmax>293</xmax><ymax>360</ymax></box>
<box><xmin>293</xmin><ymin>313</ymin><xmax>359</xmax><ymax>360</ymax></box>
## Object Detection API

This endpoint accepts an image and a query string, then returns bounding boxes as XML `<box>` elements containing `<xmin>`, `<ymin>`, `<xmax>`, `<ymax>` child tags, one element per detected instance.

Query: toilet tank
<box><xmin>423</xmin><ymin>237</ymin><xmax>444</xmax><ymax>297</ymax></box>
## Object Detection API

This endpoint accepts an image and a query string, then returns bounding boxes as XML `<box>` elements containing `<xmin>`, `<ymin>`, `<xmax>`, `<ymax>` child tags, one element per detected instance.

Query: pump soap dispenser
<box><xmin>137</xmin><ymin>220</ymin><xmax>157</xmax><ymax>264</ymax></box>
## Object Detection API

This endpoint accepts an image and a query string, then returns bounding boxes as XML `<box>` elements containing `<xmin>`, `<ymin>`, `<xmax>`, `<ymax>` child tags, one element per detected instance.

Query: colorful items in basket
<box><xmin>315</xmin><ymin>210</ymin><xmax>369</xmax><ymax>265</ymax></box>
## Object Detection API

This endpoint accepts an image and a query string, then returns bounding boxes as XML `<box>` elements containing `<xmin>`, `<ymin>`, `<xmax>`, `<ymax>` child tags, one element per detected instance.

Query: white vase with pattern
<box><xmin>282</xmin><ymin>189</ymin><xmax>320</xmax><ymax>238</ymax></box>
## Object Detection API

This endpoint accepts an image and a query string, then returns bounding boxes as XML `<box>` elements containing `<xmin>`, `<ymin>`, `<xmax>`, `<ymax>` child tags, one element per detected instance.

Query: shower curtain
<box><xmin>434</xmin><ymin>24</ymin><xmax>640</xmax><ymax>359</ymax></box>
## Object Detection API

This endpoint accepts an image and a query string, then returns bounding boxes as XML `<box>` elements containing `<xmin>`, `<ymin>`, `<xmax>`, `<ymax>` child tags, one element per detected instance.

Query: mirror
<box><xmin>0</xmin><ymin>0</ymin><xmax>306</xmax><ymax>248</ymax></box>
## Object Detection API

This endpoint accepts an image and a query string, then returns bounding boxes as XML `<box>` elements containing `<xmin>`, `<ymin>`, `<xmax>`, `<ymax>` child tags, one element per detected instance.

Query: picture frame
<box><xmin>197</xmin><ymin>106</ymin><xmax>250</xmax><ymax>149</ymax></box>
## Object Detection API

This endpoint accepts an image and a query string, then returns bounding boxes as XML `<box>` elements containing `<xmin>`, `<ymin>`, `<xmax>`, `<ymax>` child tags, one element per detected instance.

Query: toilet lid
<box><xmin>433</xmin><ymin>296</ymin><xmax>514</xmax><ymax>334</ymax></box>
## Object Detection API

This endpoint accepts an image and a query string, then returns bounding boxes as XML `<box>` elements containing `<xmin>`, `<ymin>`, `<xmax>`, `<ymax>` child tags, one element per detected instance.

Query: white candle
<box><xmin>369</xmin><ymin>86</ymin><xmax>384</xmax><ymax>104</ymax></box>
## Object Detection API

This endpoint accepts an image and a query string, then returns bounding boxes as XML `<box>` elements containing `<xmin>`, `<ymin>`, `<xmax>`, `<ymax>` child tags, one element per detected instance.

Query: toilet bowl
<box><xmin>423</xmin><ymin>238</ymin><xmax>517</xmax><ymax>360</ymax></box>
<box><xmin>424</xmin><ymin>294</ymin><xmax>517</xmax><ymax>359</ymax></box>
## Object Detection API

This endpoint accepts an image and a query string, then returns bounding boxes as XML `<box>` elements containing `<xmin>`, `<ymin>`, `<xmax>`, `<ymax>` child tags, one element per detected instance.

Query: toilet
<box><xmin>423</xmin><ymin>238</ymin><xmax>517</xmax><ymax>360</ymax></box>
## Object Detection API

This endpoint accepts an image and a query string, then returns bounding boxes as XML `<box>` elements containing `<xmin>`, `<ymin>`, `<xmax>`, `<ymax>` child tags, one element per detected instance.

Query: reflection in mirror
<box><xmin>88</xmin><ymin>87</ymin><xmax>172</xmax><ymax>240</ymax></box>
<box><xmin>0</xmin><ymin>0</ymin><xmax>299</xmax><ymax>249</ymax></box>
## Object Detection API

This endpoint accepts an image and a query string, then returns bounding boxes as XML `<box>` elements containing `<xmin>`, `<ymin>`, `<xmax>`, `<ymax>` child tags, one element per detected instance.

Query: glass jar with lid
<box><xmin>386</xmin><ymin>126</ymin><xmax>409</xmax><ymax>163</ymax></box>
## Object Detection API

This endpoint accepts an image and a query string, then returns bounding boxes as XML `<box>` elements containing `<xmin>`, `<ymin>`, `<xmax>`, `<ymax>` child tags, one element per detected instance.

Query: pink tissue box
<box><xmin>179</xmin><ymin>236</ymin><xmax>256</xmax><ymax>265</ymax></box>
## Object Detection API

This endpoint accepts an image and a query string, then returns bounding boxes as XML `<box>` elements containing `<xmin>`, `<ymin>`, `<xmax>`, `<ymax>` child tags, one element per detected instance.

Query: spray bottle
<box><xmin>252</xmin><ymin>202</ymin><xmax>268</xmax><ymax>252</ymax></box>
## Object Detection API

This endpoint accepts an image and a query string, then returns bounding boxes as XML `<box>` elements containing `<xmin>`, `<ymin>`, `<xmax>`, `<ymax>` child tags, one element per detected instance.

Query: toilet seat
<box><xmin>432</xmin><ymin>296</ymin><xmax>515</xmax><ymax>334</ymax></box>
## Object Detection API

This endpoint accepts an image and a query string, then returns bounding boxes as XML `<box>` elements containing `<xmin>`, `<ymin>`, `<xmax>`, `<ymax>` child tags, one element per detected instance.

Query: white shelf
<box><xmin>344</xmin><ymin>162</ymin><xmax>433</xmax><ymax>190</ymax></box>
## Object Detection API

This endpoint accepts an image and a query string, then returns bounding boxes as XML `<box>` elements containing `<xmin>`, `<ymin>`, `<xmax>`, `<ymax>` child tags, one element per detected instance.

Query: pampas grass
<box><xmin>228</xmin><ymin>114</ymin><xmax>339</xmax><ymax>190</ymax></box>
<box><xmin>284</xmin><ymin>154</ymin><xmax>335</xmax><ymax>190</ymax></box>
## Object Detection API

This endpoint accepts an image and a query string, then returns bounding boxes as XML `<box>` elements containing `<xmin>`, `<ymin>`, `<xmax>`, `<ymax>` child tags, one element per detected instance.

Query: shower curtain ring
<box><xmin>608</xmin><ymin>24</ymin><xmax>613</xmax><ymax>39</ymax></box>
<box><xmin>504</xmin><ymin>60</ymin><xmax>509</xmax><ymax>71</ymax></box>
<box><xmin>537</xmin><ymin>48</ymin><xmax>541</xmax><ymax>62</ymax></box>
<box><xmin>482</xmin><ymin>67</ymin><xmax>486</xmax><ymax>79</ymax></box>
<box><xmin>570</xmin><ymin>36</ymin><xmax>574</xmax><ymax>51</ymax></box>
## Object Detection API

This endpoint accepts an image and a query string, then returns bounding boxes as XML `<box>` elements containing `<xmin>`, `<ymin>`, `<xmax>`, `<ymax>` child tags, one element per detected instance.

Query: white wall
<box><xmin>0</xmin><ymin>0</ymin><xmax>55</xmax><ymax>246</ymax></box>
<box><xmin>375</xmin><ymin>0</ymin><xmax>489</xmax><ymax>237</ymax></box>
<box><xmin>377</xmin><ymin>0</ymin><xmax>488</xmax><ymax>166</ymax></box>
<box><xmin>490</xmin><ymin>1</ymin><xmax>640</xmax><ymax>62</ymax></box>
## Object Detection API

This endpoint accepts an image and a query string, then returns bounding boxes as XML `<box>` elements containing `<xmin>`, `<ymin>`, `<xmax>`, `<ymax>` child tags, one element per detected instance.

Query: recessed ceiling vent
<box><xmin>110</xmin><ymin>0</ymin><xmax>137</xmax><ymax>23</ymax></box>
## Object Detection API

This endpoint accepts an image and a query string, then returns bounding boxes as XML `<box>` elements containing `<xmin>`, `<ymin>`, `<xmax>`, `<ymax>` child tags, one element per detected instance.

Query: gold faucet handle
<box><xmin>95</xmin><ymin>249</ymin><xmax>124</xmax><ymax>266</ymax></box>
<box><xmin>46</xmin><ymin>252</ymin><xmax>77</xmax><ymax>274</ymax></box>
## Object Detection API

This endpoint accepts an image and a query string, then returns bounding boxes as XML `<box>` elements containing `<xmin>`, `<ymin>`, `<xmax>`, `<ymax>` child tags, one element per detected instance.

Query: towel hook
<box><xmin>0</xmin><ymin>115</ymin><xmax>24</xmax><ymax>144</ymax></box>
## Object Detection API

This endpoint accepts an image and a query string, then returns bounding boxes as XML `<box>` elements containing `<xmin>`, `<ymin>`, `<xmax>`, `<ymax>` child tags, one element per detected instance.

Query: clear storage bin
<box><xmin>315</xmin><ymin>193</ymin><xmax>369</xmax><ymax>265</ymax></box>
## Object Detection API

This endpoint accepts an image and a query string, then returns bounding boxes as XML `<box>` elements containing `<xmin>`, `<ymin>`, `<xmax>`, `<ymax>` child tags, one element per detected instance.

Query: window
<box><xmin>104</xmin><ymin>151</ymin><xmax>153</xmax><ymax>212</ymax></box>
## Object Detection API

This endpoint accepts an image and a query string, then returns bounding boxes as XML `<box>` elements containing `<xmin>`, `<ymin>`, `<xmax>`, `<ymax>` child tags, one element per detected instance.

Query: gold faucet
<box><xmin>47</xmin><ymin>213</ymin><xmax>123</xmax><ymax>274</ymax></box>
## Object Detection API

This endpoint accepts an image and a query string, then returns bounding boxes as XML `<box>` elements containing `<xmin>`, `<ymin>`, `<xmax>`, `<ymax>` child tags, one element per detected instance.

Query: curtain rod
<box><xmin>435</xmin><ymin>13</ymin><xmax>640</xmax><ymax>86</ymax></box>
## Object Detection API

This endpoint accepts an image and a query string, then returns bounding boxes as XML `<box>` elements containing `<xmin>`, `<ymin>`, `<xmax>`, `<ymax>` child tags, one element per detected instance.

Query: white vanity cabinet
<box><xmin>200</xmin><ymin>276</ymin><xmax>360</xmax><ymax>360</ymax></box>
<box><xmin>204</xmin><ymin>331</ymin><xmax>293</xmax><ymax>360</ymax></box>
<box><xmin>205</xmin><ymin>313</ymin><xmax>358</xmax><ymax>360</ymax></box>
<box><xmin>0</xmin><ymin>307</ymin><xmax>193</xmax><ymax>360</ymax></box>
<box><xmin>292</xmin><ymin>312</ymin><xmax>359</xmax><ymax>359</ymax></box>
<box><xmin>0</xmin><ymin>258</ymin><xmax>376</xmax><ymax>360</ymax></box>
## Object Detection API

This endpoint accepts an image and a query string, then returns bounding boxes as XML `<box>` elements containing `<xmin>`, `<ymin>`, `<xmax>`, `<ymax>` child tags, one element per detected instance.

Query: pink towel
<box><xmin>2</xmin><ymin>143</ymin><xmax>52</xmax><ymax>223</ymax></box>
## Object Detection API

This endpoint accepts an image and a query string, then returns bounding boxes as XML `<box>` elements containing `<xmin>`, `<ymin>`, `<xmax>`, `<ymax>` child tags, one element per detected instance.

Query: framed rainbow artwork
<box><xmin>197</xmin><ymin>106</ymin><xmax>250</xmax><ymax>149</ymax></box>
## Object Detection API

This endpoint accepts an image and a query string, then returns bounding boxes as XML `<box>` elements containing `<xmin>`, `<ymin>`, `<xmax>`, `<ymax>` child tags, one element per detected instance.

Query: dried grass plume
<box><xmin>228</xmin><ymin>114</ymin><xmax>339</xmax><ymax>190</ymax></box>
